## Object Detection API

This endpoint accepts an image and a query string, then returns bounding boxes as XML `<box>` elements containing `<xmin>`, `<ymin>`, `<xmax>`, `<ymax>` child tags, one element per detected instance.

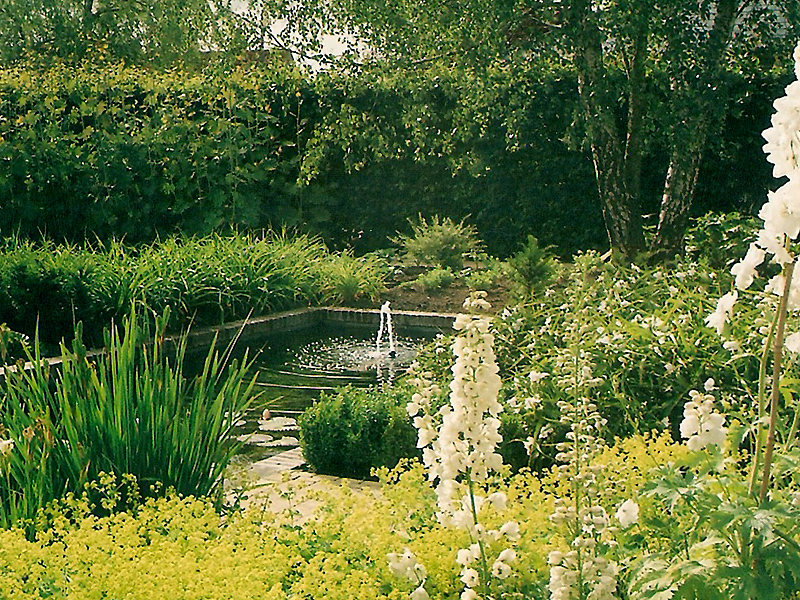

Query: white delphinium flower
<box><xmin>409</xmin><ymin>585</ymin><xmax>430</xmax><ymax>600</ymax></box>
<box><xmin>705</xmin><ymin>291</ymin><xmax>738</xmax><ymax>335</ymax></box>
<box><xmin>786</xmin><ymin>331</ymin><xmax>800</xmax><ymax>354</ymax></box>
<box><xmin>388</xmin><ymin>548</ymin><xmax>429</xmax><ymax>600</ymax></box>
<box><xmin>410</xmin><ymin>292</ymin><xmax>517</xmax><ymax>600</ymax></box>
<box><xmin>548</xmin><ymin>400</ymin><xmax>618</xmax><ymax>599</ymax></box>
<box><xmin>420</xmin><ymin>293</ymin><xmax>504</xmax><ymax>524</ymax></box>
<box><xmin>680</xmin><ymin>390</ymin><xmax>727</xmax><ymax>451</ymax></box>
<box><xmin>714</xmin><ymin>41</ymin><xmax>800</xmax><ymax>338</ymax></box>
<box><xmin>731</xmin><ymin>243</ymin><xmax>766</xmax><ymax>290</ymax></box>
<box><xmin>529</xmin><ymin>370</ymin><xmax>549</xmax><ymax>383</ymax></box>
<box><xmin>615</xmin><ymin>499</ymin><xmax>639</xmax><ymax>529</ymax></box>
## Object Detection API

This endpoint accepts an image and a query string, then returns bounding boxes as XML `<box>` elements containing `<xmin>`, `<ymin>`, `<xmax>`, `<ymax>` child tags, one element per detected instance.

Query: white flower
<box><xmin>529</xmin><ymin>370</ymin><xmax>549</xmax><ymax>383</ymax></box>
<box><xmin>460</xmin><ymin>589</ymin><xmax>479</xmax><ymax>600</ymax></box>
<box><xmin>492</xmin><ymin>560</ymin><xmax>512</xmax><ymax>579</ymax></box>
<box><xmin>0</xmin><ymin>438</ymin><xmax>14</xmax><ymax>457</ymax></box>
<box><xmin>704</xmin><ymin>378</ymin><xmax>716</xmax><ymax>392</ymax></box>
<box><xmin>786</xmin><ymin>331</ymin><xmax>800</xmax><ymax>354</ymax></box>
<box><xmin>680</xmin><ymin>390</ymin><xmax>727</xmax><ymax>451</ymax></box>
<box><xmin>615</xmin><ymin>499</ymin><xmax>639</xmax><ymax>528</ymax></box>
<box><xmin>487</xmin><ymin>491</ymin><xmax>507</xmax><ymax>511</ymax></box>
<box><xmin>388</xmin><ymin>548</ymin><xmax>426</xmax><ymax>584</ymax></box>
<box><xmin>500</xmin><ymin>520</ymin><xmax>521</xmax><ymax>541</ymax></box>
<box><xmin>497</xmin><ymin>548</ymin><xmax>516</xmax><ymax>563</ymax></box>
<box><xmin>460</xmin><ymin>568</ymin><xmax>480</xmax><ymax>587</ymax></box>
<box><xmin>731</xmin><ymin>243</ymin><xmax>765</xmax><ymax>290</ymax></box>
<box><xmin>705</xmin><ymin>291</ymin><xmax>738</xmax><ymax>335</ymax></box>
<box><xmin>410</xmin><ymin>585</ymin><xmax>430</xmax><ymax>600</ymax></box>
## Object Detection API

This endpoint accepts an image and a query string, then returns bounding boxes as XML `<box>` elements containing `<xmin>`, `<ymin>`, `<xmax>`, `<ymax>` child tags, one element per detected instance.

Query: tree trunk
<box><xmin>650</xmin><ymin>0</ymin><xmax>741</xmax><ymax>258</ymax></box>
<box><xmin>569</xmin><ymin>0</ymin><xmax>646</xmax><ymax>261</ymax></box>
<box><xmin>652</xmin><ymin>132</ymin><xmax>706</xmax><ymax>260</ymax></box>
<box><xmin>624</xmin><ymin>25</ymin><xmax>649</xmax><ymax>206</ymax></box>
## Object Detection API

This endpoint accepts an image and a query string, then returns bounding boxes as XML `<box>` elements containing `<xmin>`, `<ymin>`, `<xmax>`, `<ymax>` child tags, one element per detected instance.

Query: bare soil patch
<box><xmin>377</xmin><ymin>266</ymin><xmax>514</xmax><ymax>314</ymax></box>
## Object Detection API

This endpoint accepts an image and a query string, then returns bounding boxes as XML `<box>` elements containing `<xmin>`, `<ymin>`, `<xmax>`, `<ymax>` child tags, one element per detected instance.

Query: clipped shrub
<box><xmin>299</xmin><ymin>385</ymin><xmax>419</xmax><ymax>478</ymax></box>
<box><xmin>391</xmin><ymin>214</ymin><xmax>482</xmax><ymax>271</ymax></box>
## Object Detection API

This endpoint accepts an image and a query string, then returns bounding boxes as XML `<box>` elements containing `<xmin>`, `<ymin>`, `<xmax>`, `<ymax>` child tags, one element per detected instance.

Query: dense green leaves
<box><xmin>0</xmin><ymin>233</ymin><xmax>387</xmax><ymax>348</ymax></box>
<box><xmin>0</xmin><ymin>312</ymin><xmax>258</xmax><ymax>530</ymax></box>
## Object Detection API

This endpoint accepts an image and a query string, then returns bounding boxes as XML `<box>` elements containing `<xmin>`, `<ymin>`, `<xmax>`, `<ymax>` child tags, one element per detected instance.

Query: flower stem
<box><xmin>747</xmin><ymin>303</ymin><xmax>779</xmax><ymax>496</ymax></box>
<box><xmin>759</xmin><ymin>260</ymin><xmax>795</xmax><ymax>503</ymax></box>
<box><xmin>467</xmin><ymin>475</ymin><xmax>490</xmax><ymax>599</ymax></box>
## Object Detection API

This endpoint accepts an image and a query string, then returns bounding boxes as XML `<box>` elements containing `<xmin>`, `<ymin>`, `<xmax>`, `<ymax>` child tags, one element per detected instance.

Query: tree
<box><xmin>0</xmin><ymin>0</ymin><xmax>221</xmax><ymax>65</ymax></box>
<box><xmin>282</xmin><ymin>0</ymin><xmax>800</xmax><ymax>261</ymax></box>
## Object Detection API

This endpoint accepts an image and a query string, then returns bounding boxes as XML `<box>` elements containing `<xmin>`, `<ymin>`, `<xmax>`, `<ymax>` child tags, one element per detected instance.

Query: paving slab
<box><xmin>226</xmin><ymin>448</ymin><xmax>381</xmax><ymax>522</ymax></box>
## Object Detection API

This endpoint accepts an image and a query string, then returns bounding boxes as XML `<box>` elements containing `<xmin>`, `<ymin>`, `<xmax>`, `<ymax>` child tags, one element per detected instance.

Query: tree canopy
<box><xmin>283</xmin><ymin>0</ymin><xmax>800</xmax><ymax>261</ymax></box>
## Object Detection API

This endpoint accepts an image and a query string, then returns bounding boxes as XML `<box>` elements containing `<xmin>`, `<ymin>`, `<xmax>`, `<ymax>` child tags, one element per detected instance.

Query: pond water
<box><xmin>191</xmin><ymin>321</ymin><xmax>443</xmax><ymax>461</ymax></box>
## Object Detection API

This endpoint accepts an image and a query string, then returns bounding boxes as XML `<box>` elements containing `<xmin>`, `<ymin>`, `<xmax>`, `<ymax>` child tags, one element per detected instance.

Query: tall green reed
<box><xmin>0</xmin><ymin>310</ymin><xmax>258</xmax><ymax>531</ymax></box>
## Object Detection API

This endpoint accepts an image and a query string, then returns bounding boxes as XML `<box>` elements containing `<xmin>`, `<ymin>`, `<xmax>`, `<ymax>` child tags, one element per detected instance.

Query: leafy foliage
<box><xmin>299</xmin><ymin>385</ymin><xmax>419</xmax><ymax>478</ymax></box>
<box><xmin>505</xmin><ymin>235</ymin><xmax>558</xmax><ymax>298</ymax></box>
<box><xmin>391</xmin><ymin>215</ymin><xmax>482</xmax><ymax>271</ymax></box>
<box><xmin>0</xmin><ymin>59</ymin><xmax>780</xmax><ymax>258</ymax></box>
<box><xmin>0</xmin><ymin>311</ymin><xmax>257</xmax><ymax>530</ymax></box>
<box><xmin>0</xmin><ymin>233</ymin><xmax>386</xmax><ymax>348</ymax></box>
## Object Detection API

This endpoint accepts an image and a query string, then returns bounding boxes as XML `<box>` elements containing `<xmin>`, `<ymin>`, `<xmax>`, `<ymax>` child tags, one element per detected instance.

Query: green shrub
<box><xmin>464</xmin><ymin>259</ymin><xmax>509</xmax><ymax>291</ymax></box>
<box><xmin>684</xmin><ymin>211</ymin><xmax>761</xmax><ymax>270</ymax></box>
<box><xmin>406</xmin><ymin>267</ymin><xmax>456</xmax><ymax>293</ymax></box>
<box><xmin>0</xmin><ymin>323</ymin><xmax>29</xmax><ymax>363</ymax></box>
<box><xmin>299</xmin><ymin>385</ymin><xmax>419</xmax><ymax>478</ymax></box>
<box><xmin>391</xmin><ymin>214</ymin><xmax>482</xmax><ymax>271</ymax></box>
<box><xmin>506</xmin><ymin>235</ymin><xmax>557</xmax><ymax>297</ymax></box>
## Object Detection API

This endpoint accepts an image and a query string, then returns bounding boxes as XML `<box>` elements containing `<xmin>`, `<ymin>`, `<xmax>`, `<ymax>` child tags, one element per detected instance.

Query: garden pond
<box><xmin>185</xmin><ymin>310</ymin><xmax>451</xmax><ymax>462</ymax></box>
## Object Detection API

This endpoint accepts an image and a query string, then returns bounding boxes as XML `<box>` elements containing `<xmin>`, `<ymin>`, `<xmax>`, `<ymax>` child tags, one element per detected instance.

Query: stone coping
<box><xmin>178</xmin><ymin>306</ymin><xmax>459</xmax><ymax>352</ymax></box>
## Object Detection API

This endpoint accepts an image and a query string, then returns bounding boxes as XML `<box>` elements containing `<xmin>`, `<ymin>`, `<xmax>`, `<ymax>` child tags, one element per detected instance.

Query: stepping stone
<box><xmin>236</xmin><ymin>433</ymin><xmax>274</xmax><ymax>446</ymax></box>
<box><xmin>258</xmin><ymin>416</ymin><xmax>298</xmax><ymax>432</ymax></box>
<box><xmin>264</xmin><ymin>436</ymin><xmax>299</xmax><ymax>448</ymax></box>
<box><xmin>247</xmin><ymin>448</ymin><xmax>306</xmax><ymax>479</ymax></box>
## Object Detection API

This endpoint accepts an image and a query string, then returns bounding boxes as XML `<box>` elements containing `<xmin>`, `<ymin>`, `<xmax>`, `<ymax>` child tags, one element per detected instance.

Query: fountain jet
<box><xmin>376</xmin><ymin>301</ymin><xmax>397</xmax><ymax>358</ymax></box>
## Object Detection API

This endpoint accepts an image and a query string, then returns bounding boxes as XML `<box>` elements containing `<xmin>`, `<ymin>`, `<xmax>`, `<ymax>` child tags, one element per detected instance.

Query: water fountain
<box><xmin>376</xmin><ymin>301</ymin><xmax>397</xmax><ymax>359</ymax></box>
<box><xmin>223</xmin><ymin>305</ymin><xmax>444</xmax><ymax>461</ymax></box>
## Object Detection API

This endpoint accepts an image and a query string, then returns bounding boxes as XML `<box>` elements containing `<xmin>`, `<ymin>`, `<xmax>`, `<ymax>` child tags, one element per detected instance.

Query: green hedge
<box><xmin>0</xmin><ymin>62</ymin><xmax>782</xmax><ymax>257</ymax></box>
<box><xmin>0</xmin><ymin>62</ymin><xmax>311</xmax><ymax>242</ymax></box>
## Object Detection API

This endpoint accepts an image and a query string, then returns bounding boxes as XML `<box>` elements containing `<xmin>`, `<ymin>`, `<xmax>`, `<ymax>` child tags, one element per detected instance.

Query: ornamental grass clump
<box><xmin>405</xmin><ymin>292</ymin><xmax>519</xmax><ymax>600</ymax></box>
<box><xmin>0</xmin><ymin>309</ymin><xmax>257</xmax><ymax>530</ymax></box>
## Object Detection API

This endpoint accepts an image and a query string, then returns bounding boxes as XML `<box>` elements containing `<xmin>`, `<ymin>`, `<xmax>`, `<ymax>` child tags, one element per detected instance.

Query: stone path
<box><xmin>248</xmin><ymin>447</ymin><xmax>307</xmax><ymax>479</ymax></box>
<box><xmin>228</xmin><ymin>448</ymin><xmax>381</xmax><ymax>522</ymax></box>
